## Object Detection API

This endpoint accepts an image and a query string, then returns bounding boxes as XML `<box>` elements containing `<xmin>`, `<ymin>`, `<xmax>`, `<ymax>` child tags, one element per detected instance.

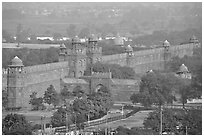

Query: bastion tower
<box><xmin>86</xmin><ymin>34</ymin><xmax>102</xmax><ymax>64</ymax></box>
<box><xmin>7</xmin><ymin>56</ymin><xmax>25</xmax><ymax>108</ymax></box>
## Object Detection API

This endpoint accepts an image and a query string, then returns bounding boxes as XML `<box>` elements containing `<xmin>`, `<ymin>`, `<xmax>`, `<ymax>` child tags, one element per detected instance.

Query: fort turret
<box><xmin>163</xmin><ymin>40</ymin><xmax>171</xmax><ymax>70</ymax></box>
<box><xmin>125</xmin><ymin>44</ymin><xmax>134</xmax><ymax>66</ymax></box>
<box><xmin>189</xmin><ymin>35</ymin><xmax>199</xmax><ymax>44</ymax></box>
<box><xmin>87</xmin><ymin>34</ymin><xmax>102</xmax><ymax>64</ymax></box>
<box><xmin>176</xmin><ymin>64</ymin><xmax>191</xmax><ymax>79</ymax></box>
<box><xmin>59</xmin><ymin>43</ymin><xmax>67</xmax><ymax>62</ymax></box>
<box><xmin>67</xmin><ymin>36</ymin><xmax>87</xmax><ymax>78</ymax></box>
<box><xmin>189</xmin><ymin>35</ymin><xmax>200</xmax><ymax>48</ymax></box>
<box><xmin>7</xmin><ymin>56</ymin><xmax>25</xmax><ymax>109</ymax></box>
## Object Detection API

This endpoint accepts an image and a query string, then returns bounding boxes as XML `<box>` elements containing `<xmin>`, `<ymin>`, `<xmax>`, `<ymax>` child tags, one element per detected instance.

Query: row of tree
<box><xmin>2</xmin><ymin>48</ymin><xmax>59</xmax><ymax>68</ymax></box>
<box><xmin>114</xmin><ymin>108</ymin><xmax>202</xmax><ymax>135</ymax></box>
<box><xmin>84</xmin><ymin>62</ymin><xmax>136</xmax><ymax>79</ymax></box>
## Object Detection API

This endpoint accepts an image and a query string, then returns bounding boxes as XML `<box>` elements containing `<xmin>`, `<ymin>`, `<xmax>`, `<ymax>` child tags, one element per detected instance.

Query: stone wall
<box><xmin>6</xmin><ymin>61</ymin><xmax>69</xmax><ymax>109</ymax></box>
<box><xmin>101</xmin><ymin>43</ymin><xmax>196</xmax><ymax>74</ymax></box>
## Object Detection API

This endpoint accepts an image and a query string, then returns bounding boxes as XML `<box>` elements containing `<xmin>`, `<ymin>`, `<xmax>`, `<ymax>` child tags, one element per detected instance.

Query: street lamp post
<box><xmin>160</xmin><ymin>106</ymin><xmax>163</xmax><ymax>135</ymax></box>
<box><xmin>185</xmin><ymin>126</ymin><xmax>188</xmax><ymax>135</ymax></box>
<box><xmin>66</xmin><ymin>112</ymin><xmax>68</xmax><ymax>133</ymax></box>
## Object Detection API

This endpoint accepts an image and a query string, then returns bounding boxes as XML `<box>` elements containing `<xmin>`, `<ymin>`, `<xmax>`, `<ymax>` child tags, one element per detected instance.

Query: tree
<box><xmin>78</xmin><ymin>27</ymin><xmax>90</xmax><ymax>38</ymax></box>
<box><xmin>130</xmin><ymin>72</ymin><xmax>177</xmax><ymax>108</ymax></box>
<box><xmin>60</xmin><ymin>86</ymin><xmax>72</xmax><ymax>103</ymax></box>
<box><xmin>167</xmin><ymin>47</ymin><xmax>202</xmax><ymax>99</ymax></box>
<box><xmin>29</xmin><ymin>92</ymin><xmax>45</xmax><ymax>111</ymax></box>
<box><xmin>2</xmin><ymin>113</ymin><xmax>32</xmax><ymax>135</ymax></box>
<box><xmin>72</xmin><ymin>85</ymin><xmax>85</xmax><ymax>98</ymax></box>
<box><xmin>51</xmin><ymin>106</ymin><xmax>73</xmax><ymax>127</ymax></box>
<box><xmin>84</xmin><ymin>62</ymin><xmax>136</xmax><ymax>79</ymax></box>
<box><xmin>43</xmin><ymin>85</ymin><xmax>59</xmax><ymax>108</ymax></box>
<box><xmin>143</xmin><ymin>109</ymin><xmax>202</xmax><ymax>135</ymax></box>
<box><xmin>2</xmin><ymin>29</ymin><xmax>14</xmax><ymax>42</ymax></box>
<box><xmin>53</xmin><ymin>32</ymin><xmax>62</xmax><ymax>41</ymax></box>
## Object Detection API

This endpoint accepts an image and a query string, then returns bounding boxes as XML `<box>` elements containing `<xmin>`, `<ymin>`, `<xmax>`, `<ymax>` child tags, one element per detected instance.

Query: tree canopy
<box><xmin>29</xmin><ymin>92</ymin><xmax>45</xmax><ymax>111</ymax></box>
<box><xmin>84</xmin><ymin>62</ymin><xmax>136</xmax><ymax>79</ymax></box>
<box><xmin>2</xmin><ymin>113</ymin><xmax>32</xmax><ymax>135</ymax></box>
<box><xmin>143</xmin><ymin>109</ymin><xmax>202</xmax><ymax>135</ymax></box>
<box><xmin>51</xmin><ymin>85</ymin><xmax>113</xmax><ymax>129</ymax></box>
<box><xmin>43</xmin><ymin>85</ymin><xmax>59</xmax><ymax>107</ymax></box>
<box><xmin>167</xmin><ymin>47</ymin><xmax>202</xmax><ymax>99</ymax></box>
<box><xmin>130</xmin><ymin>71</ymin><xmax>178</xmax><ymax>107</ymax></box>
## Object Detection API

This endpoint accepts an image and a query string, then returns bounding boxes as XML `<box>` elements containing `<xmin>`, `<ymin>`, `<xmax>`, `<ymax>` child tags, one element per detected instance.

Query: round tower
<box><xmin>7</xmin><ymin>56</ymin><xmax>25</xmax><ymax>109</ymax></box>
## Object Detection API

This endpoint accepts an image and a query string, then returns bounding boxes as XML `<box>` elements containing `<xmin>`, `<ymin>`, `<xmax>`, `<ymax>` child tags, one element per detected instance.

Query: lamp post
<box><xmin>160</xmin><ymin>106</ymin><xmax>163</xmax><ymax>135</ymax></box>
<box><xmin>41</xmin><ymin>115</ymin><xmax>46</xmax><ymax>135</ymax></box>
<box><xmin>66</xmin><ymin>112</ymin><xmax>68</xmax><ymax>133</ymax></box>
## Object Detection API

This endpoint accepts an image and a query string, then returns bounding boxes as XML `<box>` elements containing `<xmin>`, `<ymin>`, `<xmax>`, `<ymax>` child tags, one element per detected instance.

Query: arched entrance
<box><xmin>94</xmin><ymin>84</ymin><xmax>108</xmax><ymax>93</ymax></box>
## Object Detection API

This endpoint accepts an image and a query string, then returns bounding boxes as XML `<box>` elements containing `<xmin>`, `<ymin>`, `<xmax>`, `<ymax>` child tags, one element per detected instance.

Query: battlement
<box><xmin>87</xmin><ymin>47</ymin><xmax>102</xmax><ymax>53</ymax></box>
<box><xmin>91</xmin><ymin>71</ymin><xmax>112</xmax><ymax>79</ymax></box>
<box><xmin>66</xmin><ymin>48</ymin><xmax>86</xmax><ymax>55</ymax></box>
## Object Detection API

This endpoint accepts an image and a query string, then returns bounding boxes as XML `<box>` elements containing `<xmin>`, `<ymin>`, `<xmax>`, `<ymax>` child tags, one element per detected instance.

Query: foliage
<box><xmin>88</xmin><ymin>85</ymin><xmax>114</xmax><ymax>118</ymax></box>
<box><xmin>43</xmin><ymin>85</ymin><xmax>59</xmax><ymax>107</ymax></box>
<box><xmin>2</xmin><ymin>47</ymin><xmax>59</xmax><ymax>68</ymax></box>
<box><xmin>2</xmin><ymin>89</ymin><xmax>8</xmax><ymax>109</ymax></box>
<box><xmin>51</xmin><ymin>106</ymin><xmax>73</xmax><ymax>127</ymax></box>
<box><xmin>143</xmin><ymin>109</ymin><xmax>202</xmax><ymax>135</ymax></box>
<box><xmin>130</xmin><ymin>72</ymin><xmax>177</xmax><ymax>107</ymax></box>
<box><xmin>2</xmin><ymin>113</ymin><xmax>32</xmax><ymax>135</ymax></box>
<box><xmin>53</xmin><ymin>32</ymin><xmax>62</xmax><ymax>41</ymax></box>
<box><xmin>78</xmin><ymin>27</ymin><xmax>90</xmax><ymax>38</ymax></box>
<box><xmin>84</xmin><ymin>62</ymin><xmax>136</xmax><ymax>79</ymax></box>
<box><xmin>29</xmin><ymin>92</ymin><xmax>45</xmax><ymax>111</ymax></box>
<box><xmin>72</xmin><ymin>85</ymin><xmax>85</xmax><ymax>98</ymax></box>
<box><xmin>167</xmin><ymin>47</ymin><xmax>202</xmax><ymax>99</ymax></box>
<box><xmin>60</xmin><ymin>86</ymin><xmax>72</xmax><ymax>103</ymax></box>
<box><xmin>2</xmin><ymin>29</ymin><xmax>15</xmax><ymax>42</ymax></box>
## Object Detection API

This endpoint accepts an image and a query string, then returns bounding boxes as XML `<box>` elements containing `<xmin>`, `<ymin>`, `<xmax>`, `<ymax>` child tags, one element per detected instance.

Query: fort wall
<box><xmin>101</xmin><ymin>43</ymin><xmax>196</xmax><ymax>74</ymax></box>
<box><xmin>101</xmin><ymin>53</ymin><xmax>127</xmax><ymax>66</ymax></box>
<box><xmin>3</xmin><ymin>40</ymin><xmax>198</xmax><ymax>109</ymax></box>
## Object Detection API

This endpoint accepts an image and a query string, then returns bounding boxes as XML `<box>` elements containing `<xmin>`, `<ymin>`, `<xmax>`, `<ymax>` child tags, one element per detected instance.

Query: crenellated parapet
<box><xmin>91</xmin><ymin>71</ymin><xmax>112</xmax><ymax>79</ymax></box>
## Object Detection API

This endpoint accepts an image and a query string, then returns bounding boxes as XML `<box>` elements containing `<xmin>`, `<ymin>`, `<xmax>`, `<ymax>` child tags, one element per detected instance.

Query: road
<box><xmin>85</xmin><ymin>110</ymin><xmax>153</xmax><ymax>130</ymax></box>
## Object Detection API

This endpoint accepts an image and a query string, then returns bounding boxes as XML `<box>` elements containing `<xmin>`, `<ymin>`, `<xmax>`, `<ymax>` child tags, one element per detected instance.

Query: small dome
<box><xmin>178</xmin><ymin>64</ymin><xmax>189</xmax><ymax>73</ymax></box>
<box><xmin>89</xmin><ymin>34</ymin><xmax>98</xmax><ymax>42</ymax></box>
<box><xmin>126</xmin><ymin>45</ymin><xmax>133</xmax><ymax>52</ymax></box>
<box><xmin>72</xmin><ymin>36</ymin><xmax>81</xmax><ymax>44</ymax></box>
<box><xmin>163</xmin><ymin>40</ymin><xmax>170</xmax><ymax>47</ymax></box>
<box><xmin>60</xmin><ymin>43</ymin><xmax>66</xmax><ymax>49</ymax></box>
<box><xmin>189</xmin><ymin>35</ymin><xmax>199</xmax><ymax>43</ymax></box>
<box><xmin>10</xmin><ymin>56</ymin><xmax>24</xmax><ymax>67</ymax></box>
